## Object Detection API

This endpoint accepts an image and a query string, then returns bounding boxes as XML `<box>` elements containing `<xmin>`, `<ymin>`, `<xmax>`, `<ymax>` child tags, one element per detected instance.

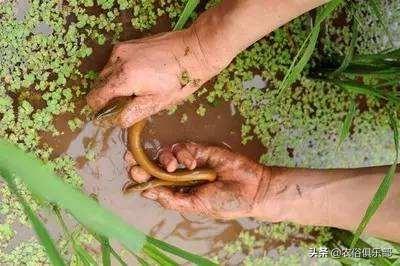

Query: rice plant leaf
<box><xmin>351</xmin><ymin>109</ymin><xmax>399</xmax><ymax>247</ymax></box>
<box><xmin>279</xmin><ymin>0</ymin><xmax>343</xmax><ymax>94</ymax></box>
<box><xmin>147</xmin><ymin>236</ymin><xmax>218</xmax><ymax>266</ymax></box>
<box><xmin>173</xmin><ymin>0</ymin><xmax>200</xmax><ymax>31</ymax></box>
<box><xmin>110</xmin><ymin>248</ymin><xmax>128</xmax><ymax>266</ymax></box>
<box><xmin>0</xmin><ymin>169</ymin><xmax>66</xmax><ymax>266</ymax></box>
<box><xmin>135</xmin><ymin>254</ymin><xmax>150</xmax><ymax>266</ymax></box>
<box><xmin>351</xmin><ymin>162</ymin><xmax>397</xmax><ymax>247</ymax></box>
<box><xmin>0</xmin><ymin>138</ymin><xmax>147</xmax><ymax>250</ymax></box>
<box><xmin>331</xmin><ymin>229</ymin><xmax>393</xmax><ymax>266</ymax></box>
<box><xmin>279</xmin><ymin>21</ymin><xmax>320</xmax><ymax>94</ymax></box>
<box><xmin>92</xmin><ymin>233</ymin><xmax>126</xmax><ymax>266</ymax></box>
<box><xmin>337</xmin><ymin>97</ymin><xmax>356</xmax><ymax>148</ymax></box>
<box><xmin>332</xmin><ymin>19</ymin><xmax>358</xmax><ymax>75</ymax></box>
<box><xmin>53</xmin><ymin>206</ymin><xmax>98</xmax><ymax>266</ymax></box>
<box><xmin>0</xmin><ymin>139</ymin><xmax>216</xmax><ymax>265</ymax></box>
<box><xmin>334</xmin><ymin>80</ymin><xmax>400</xmax><ymax>106</ymax></box>
<box><xmin>99</xmin><ymin>237</ymin><xmax>111</xmax><ymax>266</ymax></box>
<box><xmin>143</xmin><ymin>244</ymin><xmax>178</xmax><ymax>266</ymax></box>
<box><xmin>75</xmin><ymin>244</ymin><xmax>98</xmax><ymax>266</ymax></box>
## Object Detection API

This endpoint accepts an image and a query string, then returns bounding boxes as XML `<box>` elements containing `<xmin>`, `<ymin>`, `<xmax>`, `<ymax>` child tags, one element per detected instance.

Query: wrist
<box><xmin>251</xmin><ymin>167</ymin><xmax>286</xmax><ymax>222</ymax></box>
<box><xmin>251</xmin><ymin>167</ymin><xmax>330</xmax><ymax>226</ymax></box>
<box><xmin>185</xmin><ymin>6</ymin><xmax>239</xmax><ymax>76</ymax></box>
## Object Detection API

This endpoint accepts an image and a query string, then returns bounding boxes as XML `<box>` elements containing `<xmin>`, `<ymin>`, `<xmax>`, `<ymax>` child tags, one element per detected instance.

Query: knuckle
<box><xmin>112</xmin><ymin>43</ymin><xmax>126</xmax><ymax>54</ymax></box>
<box><xmin>120</xmin><ymin>63</ymin><xmax>130</xmax><ymax>74</ymax></box>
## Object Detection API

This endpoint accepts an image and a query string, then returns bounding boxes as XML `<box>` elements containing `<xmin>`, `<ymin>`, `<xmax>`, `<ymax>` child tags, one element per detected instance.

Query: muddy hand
<box><xmin>129</xmin><ymin>143</ymin><xmax>272</xmax><ymax>219</ymax></box>
<box><xmin>87</xmin><ymin>29</ymin><xmax>227</xmax><ymax>128</ymax></box>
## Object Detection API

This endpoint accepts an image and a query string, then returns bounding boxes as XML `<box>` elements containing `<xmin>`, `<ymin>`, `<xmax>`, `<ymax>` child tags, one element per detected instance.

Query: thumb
<box><xmin>117</xmin><ymin>95</ymin><xmax>163</xmax><ymax>128</ymax></box>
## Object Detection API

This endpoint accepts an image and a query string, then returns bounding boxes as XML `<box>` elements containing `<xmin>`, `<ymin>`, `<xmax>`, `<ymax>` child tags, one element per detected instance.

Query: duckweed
<box><xmin>215</xmin><ymin>222</ymin><xmax>333</xmax><ymax>265</ymax></box>
<box><xmin>196</xmin><ymin>103</ymin><xmax>206</xmax><ymax>116</ymax></box>
<box><xmin>206</xmin><ymin>3</ymin><xmax>399</xmax><ymax>168</ymax></box>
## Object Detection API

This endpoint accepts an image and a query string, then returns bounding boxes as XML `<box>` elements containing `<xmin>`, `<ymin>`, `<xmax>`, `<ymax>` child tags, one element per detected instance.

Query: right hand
<box><xmin>87</xmin><ymin>28</ymin><xmax>228</xmax><ymax>128</ymax></box>
<box><xmin>126</xmin><ymin>142</ymin><xmax>273</xmax><ymax>220</ymax></box>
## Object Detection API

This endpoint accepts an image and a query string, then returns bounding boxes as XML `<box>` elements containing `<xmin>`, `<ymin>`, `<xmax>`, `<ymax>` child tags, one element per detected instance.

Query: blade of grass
<box><xmin>110</xmin><ymin>248</ymin><xmax>128</xmax><ymax>266</ymax></box>
<box><xmin>99</xmin><ymin>237</ymin><xmax>111</xmax><ymax>266</ymax></box>
<box><xmin>0</xmin><ymin>139</ymin><xmax>215</xmax><ymax>265</ymax></box>
<box><xmin>173</xmin><ymin>0</ymin><xmax>200</xmax><ymax>31</ymax></box>
<box><xmin>0</xmin><ymin>170</ymin><xmax>66</xmax><ymax>266</ymax></box>
<box><xmin>91</xmin><ymin>233</ymin><xmax>127</xmax><ymax>266</ymax></box>
<box><xmin>337</xmin><ymin>97</ymin><xmax>356</xmax><ymax>148</ymax></box>
<box><xmin>350</xmin><ymin>49</ymin><xmax>400</xmax><ymax>67</ymax></box>
<box><xmin>147</xmin><ymin>236</ymin><xmax>217</xmax><ymax>266</ymax></box>
<box><xmin>368</xmin><ymin>0</ymin><xmax>394</xmax><ymax>48</ymax></box>
<box><xmin>332</xmin><ymin>19</ymin><xmax>358</xmax><ymax>75</ymax></box>
<box><xmin>334</xmin><ymin>80</ymin><xmax>400</xmax><ymax>106</ymax></box>
<box><xmin>143</xmin><ymin>244</ymin><xmax>178</xmax><ymax>266</ymax></box>
<box><xmin>134</xmin><ymin>253</ymin><xmax>150</xmax><ymax>266</ymax></box>
<box><xmin>331</xmin><ymin>229</ymin><xmax>393</xmax><ymax>265</ymax></box>
<box><xmin>53</xmin><ymin>206</ymin><xmax>98</xmax><ymax>266</ymax></box>
<box><xmin>278</xmin><ymin>0</ymin><xmax>343</xmax><ymax>94</ymax></box>
<box><xmin>351</xmin><ymin>109</ymin><xmax>399</xmax><ymax>247</ymax></box>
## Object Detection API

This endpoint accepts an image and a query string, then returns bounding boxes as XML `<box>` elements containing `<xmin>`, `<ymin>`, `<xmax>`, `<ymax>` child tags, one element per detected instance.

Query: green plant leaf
<box><xmin>147</xmin><ymin>236</ymin><xmax>218</xmax><ymax>266</ymax></box>
<box><xmin>0</xmin><ymin>170</ymin><xmax>66</xmax><ymax>266</ymax></box>
<box><xmin>0</xmin><ymin>140</ymin><xmax>146</xmax><ymax>252</ymax></box>
<box><xmin>173</xmin><ymin>0</ymin><xmax>200</xmax><ymax>31</ymax></box>
<box><xmin>0</xmin><ymin>139</ymin><xmax>216</xmax><ymax>265</ymax></box>
<box><xmin>368</xmin><ymin>0</ymin><xmax>394</xmax><ymax>48</ymax></box>
<box><xmin>278</xmin><ymin>0</ymin><xmax>343</xmax><ymax>94</ymax></box>
<box><xmin>53</xmin><ymin>206</ymin><xmax>98</xmax><ymax>266</ymax></box>
<box><xmin>92</xmin><ymin>233</ymin><xmax>126</xmax><ymax>266</ymax></box>
<box><xmin>334</xmin><ymin>80</ymin><xmax>400</xmax><ymax>106</ymax></box>
<box><xmin>100</xmin><ymin>237</ymin><xmax>111</xmax><ymax>266</ymax></box>
<box><xmin>110</xmin><ymin>248</ymin><xmax>128</xmax><ymax>266</ymax></box>
<box><xmin>332</xmin><ymin>19</ymin><xmax>358</xmax><ymax>75</ymax></box>
<box><xmin>351</xmin><ymin>109</ymin><xmax>399</xmax><ymax>247</ymax></box>
<box><xmin>135</xmin><ymin>254</ymin><xmax>150</xmax><ymax>266</ymax></box>
<box><xmin>331</xmin><ymin>229</ymin><xmax>393</xmax><ymax>266</ymax></box>
<box><xmin>143</xmin><ymin>244</ymin><xmax>178</xmax><ymax>266</ymax></box>
<box><xmin>337</xmin><ymin>97</ymin><xmax>356</xmax><ymax>148</ymax></box>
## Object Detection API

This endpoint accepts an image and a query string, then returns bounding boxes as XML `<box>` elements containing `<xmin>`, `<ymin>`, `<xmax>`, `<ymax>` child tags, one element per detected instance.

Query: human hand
<box><xmin>125</xmin><ymin>142</ymin><xmax>273</xmax><ymax>219</ymax></box>
<box><xmin>87</xmin><ymin>28</ymin><xmax>230</xmax><ymax>128</ymax></box>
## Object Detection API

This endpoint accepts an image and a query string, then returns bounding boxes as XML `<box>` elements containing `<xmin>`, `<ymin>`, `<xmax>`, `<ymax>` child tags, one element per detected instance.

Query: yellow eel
<box><xmin>95</xmin><ymin>99</ymin><xmax>217</xmax><ymax>192</ymax></box>
<box><xmin>126</xmin><ymin>120</ymin><xmax>217</xmax><ymax>191</ymax></box>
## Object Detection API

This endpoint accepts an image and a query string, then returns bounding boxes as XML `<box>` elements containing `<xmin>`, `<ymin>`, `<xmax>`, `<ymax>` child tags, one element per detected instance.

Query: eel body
<box><xmin>95</xmin><ymin>100</ymin><xmax>217</xmax><ymax>191</ymax></box>
<box><xmin>127</xmin><ymin>120</ymin><xmax>217</xmax><ymax>190</ymax></box>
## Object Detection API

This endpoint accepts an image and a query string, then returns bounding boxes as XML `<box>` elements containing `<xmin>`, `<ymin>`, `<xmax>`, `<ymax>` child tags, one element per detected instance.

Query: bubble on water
<box><xmin>14</xmin><ymin>0</ymin><xmax>29</xmax><ymax>21</ymax></box>
<box><xmin>242</xmin><ymin>75</ymin><xmax>267</xmax><ymax>90</ymax></box>
<box><xmin>34</xmin><ymin>22</ymin><xmax>53</xmax><ymax>35</ymax></box>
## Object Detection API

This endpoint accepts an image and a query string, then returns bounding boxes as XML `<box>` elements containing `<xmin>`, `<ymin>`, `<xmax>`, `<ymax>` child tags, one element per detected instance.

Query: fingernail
<box><xmin>188</xmin><ymin>160</ymin><xmax>196</xmax><ymax>170</ymax></box>
<box><xmin>143</xmin><ymin>190</ymin><xmax>158</xmax><ymax>200</ymax></box>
